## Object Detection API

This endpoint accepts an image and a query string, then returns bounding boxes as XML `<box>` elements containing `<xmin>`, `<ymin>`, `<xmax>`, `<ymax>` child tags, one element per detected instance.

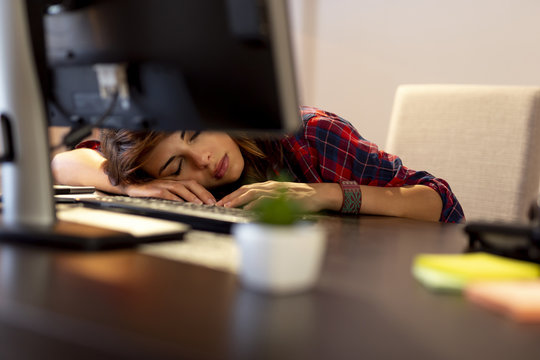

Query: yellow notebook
<box><xmin>412</xmin><ymin>252</ymin><xmax>540</xmax><ymax>292</ymax></box>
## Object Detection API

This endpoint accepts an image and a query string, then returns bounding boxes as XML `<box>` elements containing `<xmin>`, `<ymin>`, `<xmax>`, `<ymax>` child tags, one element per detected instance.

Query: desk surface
<box><xmin>0</xmin><ymin>216</ymin><xmax>539</xmax><ymax>360</ymax></box>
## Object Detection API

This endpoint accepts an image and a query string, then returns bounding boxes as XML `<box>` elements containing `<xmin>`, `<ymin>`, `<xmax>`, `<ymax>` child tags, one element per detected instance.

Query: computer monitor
<box><xmin>0</xmin><ymin>0</ymin><xmax>299</xmax><ymax>247</ymax></box>
<box><xmin>39</xmin><ymin>0</ymin><xmax>300</xmax><ymax>133</ymax></box>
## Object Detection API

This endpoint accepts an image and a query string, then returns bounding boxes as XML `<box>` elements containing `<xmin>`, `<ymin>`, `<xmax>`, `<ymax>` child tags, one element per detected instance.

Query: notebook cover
<box><xmin>412</xmin><ymin>252</ymin><xmax>540</xmax><ymax>292</ymax></box>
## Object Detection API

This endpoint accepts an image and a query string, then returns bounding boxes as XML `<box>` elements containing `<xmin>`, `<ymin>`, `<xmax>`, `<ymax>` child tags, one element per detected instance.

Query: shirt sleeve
<box><xmin>283</xmin><ymin>106</ymin><xmax>465</xmax><ymax>223</ymax></box>
<box><xmin>75</xmin><ymin>140</ymin><xmax>101</xmax><ymax>152</ymax></box>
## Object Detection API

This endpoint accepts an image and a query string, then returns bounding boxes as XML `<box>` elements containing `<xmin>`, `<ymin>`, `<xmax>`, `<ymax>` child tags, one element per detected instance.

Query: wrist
<box><xmin>310</xmin><ymin>183</ymin><xmax>343</xmax><ymax>211</ymax></box>
<box><xmin>339</xmin><ymin>180</ymin><xmax>362</xmax><ymax>214</ymax></box>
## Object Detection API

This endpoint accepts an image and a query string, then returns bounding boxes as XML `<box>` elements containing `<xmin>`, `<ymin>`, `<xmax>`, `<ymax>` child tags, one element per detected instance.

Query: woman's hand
<box><xmin>122</xmin><ymin>179</ymin><xmax>216</xmax><ymax>205</ymax></box>
<box><xmin>215</xmin><ymin>181</ymin><xmax>343</xmax><ymax>212</ymax></box>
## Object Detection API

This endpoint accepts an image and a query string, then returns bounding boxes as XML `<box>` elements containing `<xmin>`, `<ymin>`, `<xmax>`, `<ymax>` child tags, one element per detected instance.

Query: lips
<box><xmin>214</xmin><ymin>154</ymin><xmax>229</xmax><ymax>180</ymax></box>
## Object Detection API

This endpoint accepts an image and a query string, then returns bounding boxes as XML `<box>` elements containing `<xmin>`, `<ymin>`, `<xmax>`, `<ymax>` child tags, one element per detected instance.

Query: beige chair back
<box><xmin>386</xmin><ymin>84</ymin><xmax>540</xmax><ymax>223</ymax></box>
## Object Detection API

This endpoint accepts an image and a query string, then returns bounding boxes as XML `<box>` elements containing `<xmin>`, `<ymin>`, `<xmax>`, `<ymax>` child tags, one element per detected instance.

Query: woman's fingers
<box><xmin>125</xmin><ymin>179</ymin><xmax>215</xmax><ymax>204</ymax></box>
<box><xmin>173</xmin><ymin>180</ymin><xmax>216</xmax><ymax>204</ymax></box>
<box><xmin>242</xmin><ymin>195</ymin><xmax>275</xmax><ymax>211</ymax></box>
<box><xmin>215</xmin><ymin>183</ymin><xmax>254</xmax><ymax>207</ymax></box>
<box><xmin>217</xmin><ymin>181</ymin><xmax>287</xmax><ymax>208</ymax></box>
<box><xmin>215</xmin><ymin>187</ymin><xmax>246</xmax><ymax>207</ymax></box>
<box><xmin>217</xmin><ymin>187</ymin><xmax>268</xmax><ymax>208</ymax></box>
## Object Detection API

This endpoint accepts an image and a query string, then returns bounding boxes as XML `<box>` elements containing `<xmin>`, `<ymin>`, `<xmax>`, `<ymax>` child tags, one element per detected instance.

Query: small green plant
<box><xmin>252</xmin><ymin>188</ymin><xmax>304</xmax><ymax>225</ymax></box>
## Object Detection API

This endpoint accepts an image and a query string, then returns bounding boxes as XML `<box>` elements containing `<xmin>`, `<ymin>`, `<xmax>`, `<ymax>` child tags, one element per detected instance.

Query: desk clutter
<box><xmin>413</xmin><ymin>252</ymin><xmax>540</xmax><ymax>323</ymax></box>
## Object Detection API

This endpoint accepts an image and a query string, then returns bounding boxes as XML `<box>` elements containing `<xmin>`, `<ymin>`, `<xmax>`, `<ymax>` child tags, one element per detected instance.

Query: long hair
<box><xmin>99</xmin><ymin>129</ymin><xmax>284</xmax><ymax>190</ymax></box>
<box><xmin>100</xmin><ymin>129</ymin><xmax>168</xmax><ymax>186</ymax></box>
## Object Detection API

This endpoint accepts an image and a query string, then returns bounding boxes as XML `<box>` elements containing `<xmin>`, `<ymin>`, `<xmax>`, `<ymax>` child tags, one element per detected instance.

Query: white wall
<box><xmin>290</xmin><ymin>0</ymin><xmax>540</xmax><ymax>147</ymax></box>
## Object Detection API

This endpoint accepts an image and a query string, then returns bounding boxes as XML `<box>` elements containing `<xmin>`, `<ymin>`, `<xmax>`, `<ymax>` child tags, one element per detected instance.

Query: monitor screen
<box><xmin>36</xmin><ymin>0</ymin><xmax>300</xmax><ymax>133</ymax></box>
<box><xmin>0</xmin><ymin>0</ymin><xmax>300</xmax><ymax>237</ymax></box>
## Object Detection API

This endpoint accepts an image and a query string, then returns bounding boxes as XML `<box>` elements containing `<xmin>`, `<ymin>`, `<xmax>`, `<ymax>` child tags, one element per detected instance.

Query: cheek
<box><xmin>177</xmin><ymin>168</ymin><xmax>205</xmax><ymax>184</ymax></box>
<box><xmin>228</xmin><ymin>151</ymin><xmax>245</xmax><ymax>181</ymax></box>
<box><xmin>177</xmin><ymin>165</ymin><xmax>216</xmax><ymax>189</ymax></box>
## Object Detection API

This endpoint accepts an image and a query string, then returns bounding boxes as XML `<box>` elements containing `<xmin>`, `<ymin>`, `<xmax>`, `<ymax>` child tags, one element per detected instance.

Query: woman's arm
<box><xmin>216</xmin><ymin>181</ymin><xmax>443</xmax><ymax>222</ymax></box>
<box><xmin>51</xmin><ymin>148</ymin><xmax>117</xmax><ymax>192</ymax></box>
<box><xmin>51</xmin><ymin>149</ymin><xmax>216</xmax><ymax>204</ymax></box>
<box><xmin>358</xmin><ymin>184</ymin><xmax>442</xmax><ymax>222</ymax></box>
<box><xmin>283</xmin><ymin>108</ymin><xmax>464</xmax><ymax>223</ymax></box>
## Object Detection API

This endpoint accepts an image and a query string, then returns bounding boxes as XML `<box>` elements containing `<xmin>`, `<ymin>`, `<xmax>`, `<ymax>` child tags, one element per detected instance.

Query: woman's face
<box><xmin>141</xmin><ymin>131</ymin><xmax>244</xmax><ymax>189</ymax></box>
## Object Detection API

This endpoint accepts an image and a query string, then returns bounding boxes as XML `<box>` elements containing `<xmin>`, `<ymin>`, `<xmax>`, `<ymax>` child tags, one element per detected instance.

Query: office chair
<box><xmin>386</xmin><ymin>84</ymin><xmax>540</xmax><ymax>223</ymax></box>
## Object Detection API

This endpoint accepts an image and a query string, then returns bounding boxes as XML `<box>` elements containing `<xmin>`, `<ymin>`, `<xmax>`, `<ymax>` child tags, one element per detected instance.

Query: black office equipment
<box><xmin>40</xmin><ymin>0</ymin><xmax>299</xmax><ymax>133</ymax></box>
<box><xmin>0</xmin><ymin>0</ymin><xmax>299</xmax><ymax>248</ymax></box>
<box><xmin>0</xmin><ymin>213</ymin><xmax>189</xmax><ymax>250</ymax></box>
<box><xmin>465</xmin><ymin>222</ymin><xmax>538</xmax><ymax>261</ymax></box>
<box><xmin>80</xmin><ymin>196</ymin><xmax>254</xmax><ymax>234</ymax></box>
<box><xmin>53</xmin><ymin>185</ymin><xmax>96</xmax><ymax>194</ymax></box>
<box><xmin>464</xmin><ymin>197</ymin><xmax>540</xmax><ymax>263</ymax></box>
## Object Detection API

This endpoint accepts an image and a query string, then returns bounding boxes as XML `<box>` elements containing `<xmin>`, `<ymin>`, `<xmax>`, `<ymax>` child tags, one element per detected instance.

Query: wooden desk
<box><xmin>0</xmin><ymin>216</ymin><xmax>539</xmax><ymax>359</ymax></box>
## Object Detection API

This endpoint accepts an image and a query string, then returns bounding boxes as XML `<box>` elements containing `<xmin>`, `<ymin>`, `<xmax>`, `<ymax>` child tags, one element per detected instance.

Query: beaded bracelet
<box><xmin>339</xmin><ymin>180</ymin><xmax>362</xmax><ymax>214</ymax></box>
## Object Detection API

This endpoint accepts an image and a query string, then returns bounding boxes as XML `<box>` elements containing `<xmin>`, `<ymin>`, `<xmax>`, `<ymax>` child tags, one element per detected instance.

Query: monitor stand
<box><xmin>0</xmin><ymin>0</ymin><xmax>185</xmax><ymax>250</ymax></box>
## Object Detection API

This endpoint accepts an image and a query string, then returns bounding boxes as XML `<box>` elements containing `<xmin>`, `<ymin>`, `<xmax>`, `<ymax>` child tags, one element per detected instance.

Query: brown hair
<box><xmin>100</xmin><ymin>129</ymin><xmax>169</xmax><ymax>186</ymax></box>
<box><xmin>99</xmin><ymin>129</ymin><xmax>284</xmax><ymax>188</ymax></box>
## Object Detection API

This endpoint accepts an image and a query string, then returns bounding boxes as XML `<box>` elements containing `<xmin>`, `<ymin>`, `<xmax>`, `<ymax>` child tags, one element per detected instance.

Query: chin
<box><xmin>211</xmin><ymin>175</ymin><xmax>238</xmax><ymax>189</ymax></box>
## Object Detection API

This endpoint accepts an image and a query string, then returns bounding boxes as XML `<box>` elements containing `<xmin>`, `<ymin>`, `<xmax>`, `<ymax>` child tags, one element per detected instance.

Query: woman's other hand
<box><xmin>123</xmin><ymin>179</ymin><xmax>216</xmax><ymax>205</ymax></box>
<box><xmin>215</xmin><ymin>181</ymin><xmax>342</xmax><ymax>212</ymax></box>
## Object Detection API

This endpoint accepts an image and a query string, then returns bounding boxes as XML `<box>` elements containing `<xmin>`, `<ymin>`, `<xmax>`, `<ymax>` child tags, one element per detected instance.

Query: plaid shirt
<box><xmin>280</xmin><ymin>106</ymin><xmax>465</xmax><ymax>223</ymax></box>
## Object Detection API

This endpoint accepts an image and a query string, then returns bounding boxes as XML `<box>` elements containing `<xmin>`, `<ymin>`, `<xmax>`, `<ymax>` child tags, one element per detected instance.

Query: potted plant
<box><xmin>232</xmin><ymin>190</ymin><xmax>327</xmax><ymax>294</ymax></box>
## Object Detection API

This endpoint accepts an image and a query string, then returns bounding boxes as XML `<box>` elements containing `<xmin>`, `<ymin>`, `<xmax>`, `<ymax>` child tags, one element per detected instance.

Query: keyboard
<box><xmin>79</xmin><ymin>196</ymin><xmax>255</xmax><ymax>234</ymax></box>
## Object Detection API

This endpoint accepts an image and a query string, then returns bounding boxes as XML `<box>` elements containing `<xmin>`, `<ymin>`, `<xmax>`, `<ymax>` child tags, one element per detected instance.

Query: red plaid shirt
<box><xmin>280</xmin><ymin>106</ymin><xmax>465</xmax><ymax>223</ymax></box>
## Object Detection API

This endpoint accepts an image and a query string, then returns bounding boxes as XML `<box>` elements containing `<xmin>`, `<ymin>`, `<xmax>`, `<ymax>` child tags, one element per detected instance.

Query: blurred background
<box><xmin>289</xmin><ymin>0</ymin><xmax>540</xmax><ymax>147</ymax></box>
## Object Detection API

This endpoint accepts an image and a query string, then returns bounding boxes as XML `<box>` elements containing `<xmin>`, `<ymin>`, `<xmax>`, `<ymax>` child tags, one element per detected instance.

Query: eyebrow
<box><xmin>158</xmin><ymin>156</ymin><xmax>176</xmax><ymax>176</ymax></box>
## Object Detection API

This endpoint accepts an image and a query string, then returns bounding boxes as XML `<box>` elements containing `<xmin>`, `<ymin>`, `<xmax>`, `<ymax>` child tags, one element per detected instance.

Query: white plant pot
<box><xmin>232</xmin><ymin>222</ymin><xmax>327</xmax><ymax>294</ymax></box>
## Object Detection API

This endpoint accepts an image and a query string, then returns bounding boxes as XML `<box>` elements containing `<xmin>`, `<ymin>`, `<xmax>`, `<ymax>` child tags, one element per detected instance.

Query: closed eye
<box><xmin>190</xmin><ymin>131</ymin><xmax>201</xmax><ymax>142</ymax></box>
<box><xmin>180</xmin><ymin>131</ymin><xmax>201</xmax><ymax>142</ymax></box>
<box><xmin>172</xmin><ymin>158</ymin><xmax>183</xmax><ymax>176</ymax></box>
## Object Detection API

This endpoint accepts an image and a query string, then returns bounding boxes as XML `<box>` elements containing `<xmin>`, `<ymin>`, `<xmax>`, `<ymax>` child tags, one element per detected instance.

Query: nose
<box><xmin>188</xmin><ymin>148</ymin><xmax>211</xmax><ymax>169</ymax></box>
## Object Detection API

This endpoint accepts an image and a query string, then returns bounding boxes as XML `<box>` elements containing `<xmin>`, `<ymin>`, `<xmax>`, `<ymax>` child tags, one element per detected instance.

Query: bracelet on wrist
<box><xmin>339</xmin><ymin>180</ymin><xmax>362</xmax><ymax>214</ymax></box>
